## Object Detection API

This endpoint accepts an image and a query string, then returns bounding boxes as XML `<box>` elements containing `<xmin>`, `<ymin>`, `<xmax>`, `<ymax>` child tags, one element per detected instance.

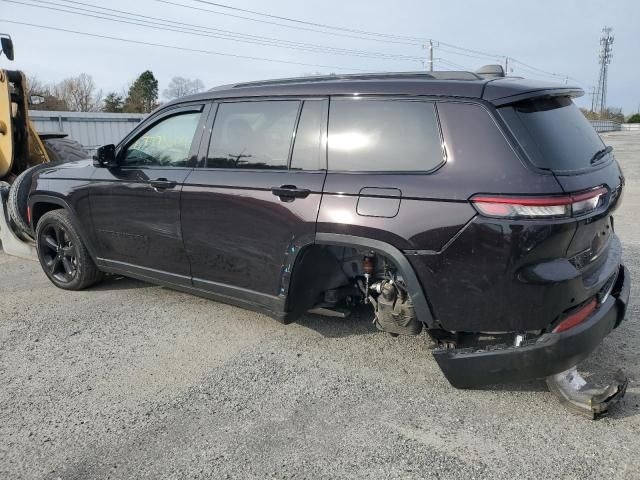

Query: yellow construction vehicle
<box><xmin>1</xmin><ymin>33</ymin><xmax>86</xmax><ymax>257</ymax></box>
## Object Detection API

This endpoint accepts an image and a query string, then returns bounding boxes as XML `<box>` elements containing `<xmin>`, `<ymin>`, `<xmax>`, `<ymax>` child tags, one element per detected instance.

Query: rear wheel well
<box><xmin>285</xmin><ymin>244</ymin><xmax>343</xmax><ymax>318</ymax></box>
<box><xmin>285</xmin><ymin>241</ymin><xmax>433</xmax><ymax>331</ymax></box>
<box><xmin>31</xmin><ymin>202</ymin><xmax>63</xmax><ymax>228</ymax></box>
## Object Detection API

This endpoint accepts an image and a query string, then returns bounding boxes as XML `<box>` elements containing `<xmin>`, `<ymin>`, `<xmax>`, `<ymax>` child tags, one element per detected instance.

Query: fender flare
<box><xmin>313</xmin><ymin>233</ymin><xmax>437</xmax><ymax>328</ymax></box>
<box><xmin>28</xmin><ymin>193</ymin><xmax>99</xmax><ymax>262</ymax></box>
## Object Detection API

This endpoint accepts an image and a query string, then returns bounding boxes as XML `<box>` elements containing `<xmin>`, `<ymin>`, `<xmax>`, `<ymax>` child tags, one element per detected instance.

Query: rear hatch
<box><xmin>498</xmin><ymin>95</ymin><xmax>624</xmax><ymax>270</ymax></box>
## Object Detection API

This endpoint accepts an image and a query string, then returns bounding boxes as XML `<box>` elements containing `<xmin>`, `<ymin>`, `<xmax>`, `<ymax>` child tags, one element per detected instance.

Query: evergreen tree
<box><xmin>103</xmin><ymin>92</ymin><xmax>124</xmax><ymax>113</ymax></box>
<box><xmin>124</xmin><ymin>71</ymin><xmax>158</xmax><ymax>113</ymax></box>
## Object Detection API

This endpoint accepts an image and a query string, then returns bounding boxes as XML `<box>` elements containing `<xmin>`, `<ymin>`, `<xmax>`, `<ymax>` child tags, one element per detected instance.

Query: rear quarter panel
<box><xmin>318</xmin><ymin>100</ymin><xmax>569</xmax><ymax>331</ymax></box>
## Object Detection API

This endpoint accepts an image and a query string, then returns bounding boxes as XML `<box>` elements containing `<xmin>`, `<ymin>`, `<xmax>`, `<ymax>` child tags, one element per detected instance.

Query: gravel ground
<box><xmin>1</xmin><ymin>131</ymin><xmax>640</xmax><ymax>479</ymax></box>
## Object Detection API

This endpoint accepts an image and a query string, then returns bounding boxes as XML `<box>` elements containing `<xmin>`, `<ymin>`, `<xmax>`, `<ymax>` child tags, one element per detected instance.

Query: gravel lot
<box><xmin>1</xmin><ymin>131</ymin><xmax>640</xmax><ymax>479</ymax></box>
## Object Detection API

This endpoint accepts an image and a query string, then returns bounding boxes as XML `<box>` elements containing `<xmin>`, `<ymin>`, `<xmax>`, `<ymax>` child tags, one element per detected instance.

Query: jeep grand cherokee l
<box><xmin>24</xmin><ymin>69</ymin><xmax>629</xmax><ymax>397</ymax></box>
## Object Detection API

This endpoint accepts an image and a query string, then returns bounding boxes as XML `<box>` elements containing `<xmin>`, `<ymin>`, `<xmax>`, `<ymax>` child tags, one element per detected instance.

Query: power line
<box><xmin>508</xmin><ymin>61</ymin><xmax>574</xmax><ymax>84</ymax></box>
<box><xmin>509</xmin><ymin>58</ymin><xmax>583</xmax><ymax>84</ymax></box>
<box><xmin>151</xmin><ymin>0</ymin><xmax>424</xmax><ymax>46</ymax></box>
<box><xmin>159</xmin><ymin>0</ymin><xmax>580</xmax><ymax>83</ymax></box>
<box><xmin>54</xmin><ymin>0</ymin><xmax>422</xmax><ymax>60</ymax></box>
<box><xmin>435</xmin><ymin>58</ymin><xmax>471</xmax><ymax>71</ymax></box>
<box><xmin>190</xmin><ymin>0</ymin><xmax>431</xmax><ymax>43</ymax></box>
<box><xmin>509</xmin><ymin>59</ymin><xmax>561</xmax><ymax>77</ymax></box>
<box><xmin>0</xmin><ymin>19</ymin><xmax>372</xmax><ymax>71</ymax></box>
<box><xmin>7</xmin><ymin>0</ymin><xmax>424</xmax><ymax>62</ymax></box>
<box><xmin>438</xmin><ymin>46</ymin><xmax>503</xmax><ymax>62</ymax></box>
<box><xmin>438</xmin><ymin>41</ymin><xmax>506</xmax><ymax>61</ymax></box>
<box><xmin>12</xmin><ymin>0</ymin><xmax>583</xmax><ymax>83</ymax></box>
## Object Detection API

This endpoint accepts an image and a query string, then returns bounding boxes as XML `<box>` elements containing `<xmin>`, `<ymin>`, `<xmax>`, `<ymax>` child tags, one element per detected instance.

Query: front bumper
<box><xmin>433</xmin><ymin>264</ymin><xmax>630</xmax><ymax>388</ymax></box>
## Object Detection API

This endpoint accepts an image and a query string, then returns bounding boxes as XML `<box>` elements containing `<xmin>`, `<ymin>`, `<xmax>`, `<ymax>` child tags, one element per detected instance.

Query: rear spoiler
<box><xmin>482</xmin><ymin>76</ymin><xmax>584</xmax><ymax>107</ymax></box>
<box><xmin>490</xmin><ymin>88</ymin><xmax>584</xmax><ymax>107</ymax></box>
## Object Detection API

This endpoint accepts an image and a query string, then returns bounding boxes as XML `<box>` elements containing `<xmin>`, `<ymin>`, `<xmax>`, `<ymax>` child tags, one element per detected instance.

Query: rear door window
<box><xmin>328</xmin><ymin>99</ymin><xmax>444</xmax><ymax>172</ymax></box>
<box><xmin>290</xmin><ymin>99</ymin><xmax>328</xmax><ymax>171</ymax></box>
<box><xmin>498</xmin><ymin>96</ymin><xmax>607</xmax><ymax>173</ymax></box>
<box><xmin>205</xmin><ymin>100</ymin><xmax>299</xmax><ymax>169</ymax></box>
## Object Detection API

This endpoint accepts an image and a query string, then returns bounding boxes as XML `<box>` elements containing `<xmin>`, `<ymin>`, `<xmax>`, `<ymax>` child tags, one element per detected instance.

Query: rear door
<box><xmin>498</xmin><ymin>96</ymin><xmax>624</xmax><ymax>262</ymax></box>
<box><xmin>181</xmin><ymin>98</ymin><xmax>328</xmax><ymax>297</ymax></box>
<box><xmin>90</xmin><ymin>104</ymin><xmax>207</xmax><ymax>284</ymax></box>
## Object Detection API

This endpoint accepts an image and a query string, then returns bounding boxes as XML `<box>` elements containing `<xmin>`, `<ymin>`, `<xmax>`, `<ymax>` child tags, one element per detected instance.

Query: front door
<box><xmin>90</xmin><ymin>105</ymin><xmax>206</xmax><ymax>285</ymax></box>
<box><xmin>181</xmin><ymin>98</ymin><xmax>328</xmax><ymax>299</ymax></box>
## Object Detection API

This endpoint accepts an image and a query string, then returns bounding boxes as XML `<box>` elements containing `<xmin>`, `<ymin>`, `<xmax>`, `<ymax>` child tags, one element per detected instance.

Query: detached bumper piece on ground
<box><xmin>546</xmin><ymin>367</ymin><xmax>628</xmax><ymax>419</ymax></box>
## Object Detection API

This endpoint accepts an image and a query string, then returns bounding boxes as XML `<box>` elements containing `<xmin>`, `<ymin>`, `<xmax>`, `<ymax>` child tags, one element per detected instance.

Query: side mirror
<box><xmin>0</xmin><ymin>35</ymin><xmax>14</xmax><ymax>61</ymax></box>
<box><xmin>93</xmin><ymin>144</ymin><xmax>118</xmax><ymax>168</ymax></box>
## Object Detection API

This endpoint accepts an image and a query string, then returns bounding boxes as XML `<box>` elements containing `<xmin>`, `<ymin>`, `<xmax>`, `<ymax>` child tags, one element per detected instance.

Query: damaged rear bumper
<box><xmin>433</xmin><ymin>265</ymin><xmax>630</xmax><ymax>389</ymax></box>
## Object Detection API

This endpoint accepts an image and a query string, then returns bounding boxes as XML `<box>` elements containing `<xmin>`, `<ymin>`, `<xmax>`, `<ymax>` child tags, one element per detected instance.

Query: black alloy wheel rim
<box><xmin>39</xmin><ymin>223</ymin><xmax>78</xmax><ymax>283</ymax></box>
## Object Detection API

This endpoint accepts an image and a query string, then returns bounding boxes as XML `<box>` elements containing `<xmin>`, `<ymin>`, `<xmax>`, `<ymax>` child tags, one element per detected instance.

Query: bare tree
<box><xmin>162</xmin><ymin>76</ymin><xmax>205</xmax><ymax>100</ymax></box>
<box><xmin>53</xmin><ymin>73</ymin><xmax>103</xmax><ymax>112</ymax></box>
<box><xmin>24</xmin><ymin>73</ymin><xmax>68</xmax><ymax>111</ymax></box>
<box><xmin>25</xmin><ymin>73</ymin><xmax>49</xmax><ymax>97</ymax></box>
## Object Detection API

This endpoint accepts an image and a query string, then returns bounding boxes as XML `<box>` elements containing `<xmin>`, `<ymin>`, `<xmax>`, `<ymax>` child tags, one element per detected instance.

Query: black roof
<box><xmin>168</xmin><ymin>70</ymin><xmax>583</xmax><ymax>108</ymax></box>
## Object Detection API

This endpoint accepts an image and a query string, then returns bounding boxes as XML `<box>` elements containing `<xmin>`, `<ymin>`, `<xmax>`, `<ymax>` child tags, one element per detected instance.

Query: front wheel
<box><xmin>35</xmin><ymin>209</ymin><xmax>103</xmax><ymax>290</ymax></box>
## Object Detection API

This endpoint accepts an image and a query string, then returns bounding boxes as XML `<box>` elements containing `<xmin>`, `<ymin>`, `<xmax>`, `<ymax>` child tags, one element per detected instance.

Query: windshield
<box><xmin>499</xmin><ymin>96</ymin><xmax>607</xmax><ymax>173</ymax></box>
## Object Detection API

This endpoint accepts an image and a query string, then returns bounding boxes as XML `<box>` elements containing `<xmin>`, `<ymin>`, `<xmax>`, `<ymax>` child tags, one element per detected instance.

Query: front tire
<box><xmin>35</xmin><ymin>210</ymin><xmax>103</xmax><ymax>290</ymax></box>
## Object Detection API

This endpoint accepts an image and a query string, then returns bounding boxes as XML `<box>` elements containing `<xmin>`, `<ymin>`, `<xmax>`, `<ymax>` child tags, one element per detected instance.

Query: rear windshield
<box><xmin>499</xmin><ymin>96</ymin><xmax>607</xmax><ymax>173</ymax></box>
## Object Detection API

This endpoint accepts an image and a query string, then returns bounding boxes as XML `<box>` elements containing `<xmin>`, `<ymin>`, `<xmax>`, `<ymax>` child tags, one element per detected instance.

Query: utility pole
<box><xmin>592</xmin><ymin>27</ymin><xmax>614</xmax><ymax>115</ymax></box>
<box><xmin>428</xmin><ymin>39</ymin><xmax>434</xmax><ymax>72</ymax></box>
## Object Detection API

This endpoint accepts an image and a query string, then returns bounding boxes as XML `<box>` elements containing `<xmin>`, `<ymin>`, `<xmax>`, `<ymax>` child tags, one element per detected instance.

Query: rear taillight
<box><xmin>552</xmin><ymin>299</ymin><xmax>597</xmax><ymax>333</ymax></box>
<box><xmin>471</xmin><ymin>187</ymin><xmax>607</xmax><ymax>219</ymax></box>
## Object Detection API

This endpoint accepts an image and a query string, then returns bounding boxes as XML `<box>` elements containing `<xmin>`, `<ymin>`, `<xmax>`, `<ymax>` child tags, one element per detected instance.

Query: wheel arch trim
<box><xmin>28</xmin><ymin>193</ymin><xmax>99</xmax><ymax>261</ymax></box>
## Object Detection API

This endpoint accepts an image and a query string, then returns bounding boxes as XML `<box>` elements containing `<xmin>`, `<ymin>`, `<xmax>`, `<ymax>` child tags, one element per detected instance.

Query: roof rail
<box><xmin>225</xmin><ymin>70</ymin><xmax>482</xmax><ymax>90</ymax></box>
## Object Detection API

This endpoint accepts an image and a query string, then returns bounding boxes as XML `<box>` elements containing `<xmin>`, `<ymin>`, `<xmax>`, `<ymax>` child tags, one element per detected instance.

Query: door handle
<box><xmin>150</xmin><ymin>178</ymin><xmax>177</xmax><ymax>190</ymax></box>
<box><xmin>271</xmin><ymin>185</ymin><xmax>311</xmax><ymax>200</ymax></box>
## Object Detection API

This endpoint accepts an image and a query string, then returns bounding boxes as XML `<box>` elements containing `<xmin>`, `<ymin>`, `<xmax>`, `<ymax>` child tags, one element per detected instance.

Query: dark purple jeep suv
<box><xmin>25</xmin><ymin>68</ymin><xmax>629</xmax><ymax>394</ymax></box>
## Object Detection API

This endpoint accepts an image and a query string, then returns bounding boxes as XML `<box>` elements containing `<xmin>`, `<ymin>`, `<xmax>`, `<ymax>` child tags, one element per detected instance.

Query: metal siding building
<box><xmin>29</xmin><ymin>110</ymin><xmax>146</xmax><ymax>154</ymax></box>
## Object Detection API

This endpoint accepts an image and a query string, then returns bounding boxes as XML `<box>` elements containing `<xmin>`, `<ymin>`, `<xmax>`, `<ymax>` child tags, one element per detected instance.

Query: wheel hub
<box><xmin>38</xmin><ymin>223</ymin><xmax>78</xmax><ymax>284</ymax></box>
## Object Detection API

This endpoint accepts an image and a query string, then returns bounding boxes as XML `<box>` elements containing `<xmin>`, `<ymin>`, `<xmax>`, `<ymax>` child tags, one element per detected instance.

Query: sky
<box><xmin>1</xmin><ymin>0</ymin><xmax>638</xmax><ymax>113</ymax></box>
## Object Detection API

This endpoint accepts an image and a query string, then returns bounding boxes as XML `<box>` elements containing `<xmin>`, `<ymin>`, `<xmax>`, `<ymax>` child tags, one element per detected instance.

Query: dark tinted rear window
<box><xmin>328</xmin><ymin>99</ymin><xmax>444</xmax><ymax>172</ymax></box>
<box><xmin>499</xmin><ymin>96</ymin><xmax>606</xmax><ymax>173</ymax></box>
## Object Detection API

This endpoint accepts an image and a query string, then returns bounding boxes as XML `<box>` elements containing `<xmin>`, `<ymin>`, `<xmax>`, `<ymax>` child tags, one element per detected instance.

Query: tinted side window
<box><xmin>290</xmin><ymin>99</ymin><xmax>327</xmax><ymax>170</ymax></box>
<box><xmin>206</xmin><ymin>100</ymin><xmax>300</xmax><ymax>169</ymax></box>
<box><xmin>123</xmin><ymin>112</ymin><xmax>201</xmax><ymax>167</ymax></box>
<box><xmin>328</xmin><ymin>99</ymin><xmax>443</xmax><ymax>172</ymax></box>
